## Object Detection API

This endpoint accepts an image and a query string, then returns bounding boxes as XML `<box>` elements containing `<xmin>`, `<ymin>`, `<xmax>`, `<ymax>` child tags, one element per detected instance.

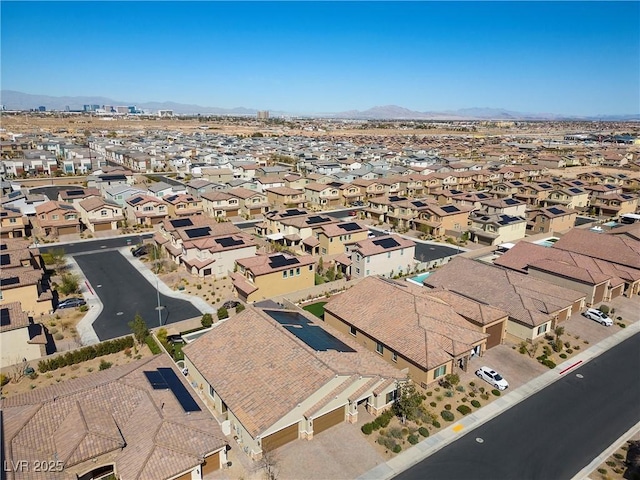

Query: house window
<box><xmin>387</xmin><ymin>252</ymin><xmax>391</xmax><ymax>258</ymax></box>
<box><xmin>349</xmin><ymin>325</ymin><xmax>356</xmax><ymax>336</ymax></box>
<box><xmin>376</xmin><ymin>342</ymin><xmax>384</xmax><ymax>355</ymax></box>
<box><xmin>9</xmin><ymin>218</ymin><xmax>16</xmax><ymax>224</ymax></box>
<box><xmin>52</xmin><ymin>215</ymin><xmax>59</xmax><ymax>220</ymax></box>
<box><xmin>367</xmin><ymin>257</ymin><xmax>370</xmax><ymax>263</ymax></box>
<box><xmin>392</xmin><ymin>352</ymin><xmax>397</xmax><ymax>362</ymax></box>
<box><xmin>434</xmin><ymin>365</ymin><xmax>447</xmax><ymax>378</ymax></box>
<box><xmin>101</xmin><ymin>210</ymin><xmax>108</xmax><ymax>216</ymax></box>
<box><xmin>296</xmin><ymin>267</ymin><xmax>300</xmax><ymax>276</ymax></box>
<box><xmin>400</xmin><ymin>249</ymin><xmax>403</xmax><ymax>256</ymax></box>
<box><xmin>283</xmin><ymin>270</ymin><xmax>288</xmax><ymax>278</ymax></box>
<box><xmin>385</xmin><ymin>389</ymin><xmax>398</xmax><ymax>404</ymax></box>
<box><xmin>209</xmin><ymin>385</ymin><xmax>215</xmax><ymax>399</ymax></box>
<box><xmin>537</xmin><ymin>324</ymin><xmax>548</xmax><ymax>335</ymax></box>
<box><xmin>289</xmin><ymin>269</ymin><xmax>294</xmax><ymax>277</ymax></box>
<box><xmin>309</xmin><ymin>265</ymin><xmax>313</xmax><ymax>271</ymax></box>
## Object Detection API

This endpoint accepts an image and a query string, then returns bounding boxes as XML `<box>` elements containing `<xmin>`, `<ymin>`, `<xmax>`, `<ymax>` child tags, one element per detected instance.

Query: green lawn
<box><xmin>303</xmin><ymin>301</ymin><xmax>327</xmax><ymax>319</ymax></box>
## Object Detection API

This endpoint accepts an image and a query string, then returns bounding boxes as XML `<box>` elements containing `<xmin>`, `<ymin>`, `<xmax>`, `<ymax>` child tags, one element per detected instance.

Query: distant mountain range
<box><xmin>1</xmin><ymin>90</ymin><xmax>638</xmax><ymax>121</ymax></box>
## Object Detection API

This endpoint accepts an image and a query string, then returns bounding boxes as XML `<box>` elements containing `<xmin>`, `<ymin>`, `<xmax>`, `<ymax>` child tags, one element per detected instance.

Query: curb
<box><xmin>357</xmin><ymin>322</ymin><xmax>640</xmax><ymax>480</ymax></box>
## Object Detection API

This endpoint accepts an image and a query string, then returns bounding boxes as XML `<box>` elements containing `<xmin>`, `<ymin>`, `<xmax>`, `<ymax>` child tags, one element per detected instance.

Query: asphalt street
<box><xmin>30</xmin><ymin>185</ymin><xmax>79</xmax><ymax>201</ymax></box>
<box><xmin>395</xmin><ymin>332</ymin><xmax>640</xmax><ymax>480</ymax></box>
<box><xmin>73</xmin><ymin>250</ymin><xmax>202</xmax><ymax>340</ymax></box>
<box><xmin>39</xmin><ymin>234</ymin><xmax>154</xmax><ymax>255</ymax></box>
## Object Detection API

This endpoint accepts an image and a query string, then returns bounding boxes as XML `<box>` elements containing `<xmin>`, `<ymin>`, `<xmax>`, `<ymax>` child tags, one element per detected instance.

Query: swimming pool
<box><xmin>407</xmin><ymin>272</ymin><xmax>431</xmax><ymax>286</ymax></box>
<box><xmin>534</xmin><ymin>237</ymin><xmax>559</xmax><ymax>248</ymax></box>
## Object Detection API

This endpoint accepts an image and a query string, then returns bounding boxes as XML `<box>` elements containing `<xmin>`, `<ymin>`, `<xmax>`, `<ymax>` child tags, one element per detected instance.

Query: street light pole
<box><xmin>156</xmin><ymin>278</ymin><xmax>162</xmax><ymax>327</ymax></box>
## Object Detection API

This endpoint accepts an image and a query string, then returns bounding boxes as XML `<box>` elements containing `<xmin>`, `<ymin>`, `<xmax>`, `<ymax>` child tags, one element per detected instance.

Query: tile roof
<box><xmin>425</xmin><ymin>257</ymin><xmax>585</xmax><ymax>327</ymax></box>
<box><xmin>324</xmin><ymin>277</ymin><xmax>488</xmax><ymax>370</ymax></box>
<box><xmin>236</xmin><ymin>252</ymin><xmax>316</xmax><ymax>276</ymax></box>
<box><xmin>1</xmin><ymin>355</ymin><xmax>226</xmax><ymax>480</ymax></box>
<box><xmin>0</xmin><ymin>302</ymin><xmax>30</xmax><ymax>333</ymax></box>
<box><xmin>352</xmin><ymin>235</ymin><xmax>415</xmax><ymax>257</ymax></box>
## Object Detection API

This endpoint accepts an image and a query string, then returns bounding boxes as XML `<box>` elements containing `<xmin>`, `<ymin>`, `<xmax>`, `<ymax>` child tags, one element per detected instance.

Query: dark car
<box><xmin>222</xmin><ymin>300</ymin><xmax>240</xmax><ymax>309</ymax></box>
<box><xmin>132</xmin><ymin>245</ymin><xmax>148</xmax><ymax>257</ymax></box>
<box><xmin>57</xmin><ymin>298</ymin><xmax>87</xmax><ymax>309</ymax></box>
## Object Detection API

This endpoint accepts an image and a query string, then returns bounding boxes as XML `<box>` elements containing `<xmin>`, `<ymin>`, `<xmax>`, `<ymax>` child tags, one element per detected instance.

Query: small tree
<box><xmin>260</xmin><ymin>449</ymin><xmax>280</xmax><ymax>480</ymax></box>
<box><xmin>128</xmin><ymin>313</ymin><xmax>149</xmax><ymax>345</ymax></box>
<box><xmin>317</xmin><ymin>257</ymin><xmax>324</xmax><ymax>275</ymax></box>
<box><xmin>50</xmin><ymin>248</ymin><xmax>66</xmax><ymax>271</ymax></box>
<box><xmin>201</xmin><ymin>313</ymin><xmax>213</xmax><ymax>328</ymax></box>
<box><xmin>393</xmin><ymin>382</ymin><xmax>426</xmax><ymax>424</ymax></box>
<box><xmin>59</xmin><ymin>273</ymin><xmax>80</xmax><ymax>295</ymax></box>
<box><xmin>217</xmin><ymin>307</ymin><xmax>229</xmax><ymax>321</ymax></box>
<box><xmin>235</xmin><ymin>303</ymin><xmax>245</xmax><ymax>313</ymax></box>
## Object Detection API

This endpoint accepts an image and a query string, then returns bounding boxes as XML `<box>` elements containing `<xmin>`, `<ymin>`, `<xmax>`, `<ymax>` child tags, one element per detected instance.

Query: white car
<box><xmin>584</xmin><ymin>308</ymin><xmax>613</xmax><ymax>326</ymax></box>
<box><xmin>475</xmin><ymin>366</ymin><xmax>509</xmax><ymax>390</ymax></box>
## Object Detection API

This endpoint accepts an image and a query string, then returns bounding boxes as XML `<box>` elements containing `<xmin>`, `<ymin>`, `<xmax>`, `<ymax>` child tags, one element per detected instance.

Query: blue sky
<box><xmin>2</xmin><ymin>1</ymin><xmax>639</xmax><ymax>115</ymax></box>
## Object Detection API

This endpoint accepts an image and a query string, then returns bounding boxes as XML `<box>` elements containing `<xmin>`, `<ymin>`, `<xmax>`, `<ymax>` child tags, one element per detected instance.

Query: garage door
<box><xmin>94</xmin><ymin>222</ymin><xmax>112</xmax><ymax>231</ymax></box>
<box><xmin>485</xmin><ymin>322</ymin><xmax>503</xmax><ymax>349</ymax></box>
<box><xmin>313</xmin><ymin>406</ymin><xmax>345</xmax><ymax>435</ymax></box>
<box><xmin>58</xmin><ymin>226</ymin><xmax>77</xmax><ymax>235</ymax></box>
<box><xmin>262</xmin><ymin>423</ymin><xmax>298</xmax><ymax>452</ymax></box>
<box><xmin>201</xmin><ymin>451</ymin><xmax>220</xmax><ymax>475</ymax></box>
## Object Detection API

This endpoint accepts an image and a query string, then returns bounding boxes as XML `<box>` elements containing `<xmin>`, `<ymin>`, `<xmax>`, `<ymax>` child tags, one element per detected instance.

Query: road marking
<box><xmin>560</xmin><ymin>360</ymin><xmax>583</xmax><ymax>374</ymax></box>
<box><xmin>116</xmin><ymin>312</ymin><xmax>124</xmax><ymax>316</ymax></box>
<box><xmin>96</xmin><ymin>285</ymin><xmax>102</xmax><ymax>288</ymax></box>
<box><xmin>576</xmin><ymin>373</ymin><xmax>584</xmax><ymax>379</ymax></box>
<box><xmin>476</xmin><ymin>437</ymin><xmax>484</xmax><ymax>443</ymax></box>
<box><xmin>453</xmin><ymin>424</ymin><xmax>464</xmax><ymax>433</ymax></box>
<box><xmin>100</xmin><ymin>245</ymin><xmax>107</xmax><ymax>249</ymax></box>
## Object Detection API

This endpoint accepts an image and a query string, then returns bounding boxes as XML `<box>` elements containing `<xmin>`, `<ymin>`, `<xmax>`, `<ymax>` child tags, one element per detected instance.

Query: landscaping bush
<box><xmin>408</xmin><ymin>434</ymin><xmax>420</xmax><ymax>445</ymax></box>
<box><xmin>392</xmin><ymin>444</ymin><xmax>402</xmax><ymax>454</ymax></box>
<box><xmin>444</xmin><ymin>404</ymin><xmax>452</xmax><ymax>410</ymax></box>
<box><xmin>54</xmin><ymin>333</ymin><xmax>64</xmax><ymax>340</ymax></box>
<box><xmin>236</xmin><ymin>303</ymin><xmax>245</xmax><ymax>313</ymax></box>
<box><xmin>389</xmin><ymin>427</ymin><xmax>403</xmax><ymax>439</ymax></box>
<box><xmin>145</xmin><ymin>335</ymin><xmax>161</xmax><ymax>354</ymax></box>
<box><xmin>455</xmin><ymin>385</ymin><xmax>465</xmax><ymax>392</ymax></box>
<box><xmin>99</xmin><ymin>360</ymin><xmax>112</xmax><ymax>370</ymax></box>
<box><xmin>418</xmin><ymin>427</ymin><xmax>429</xmax><ymax>437</ymax></box>
<box><xmin>444</xmin><ymin>390</ymin><xmax>454</xmax><ymax>398</ymax></box>
<box><xmin>432</xmin><ymin>420</ymin><xmax>441</xmax><ymax>428</ymax></box>
<box><xmin>471</xmin><ymin>400</ymin><xmax>481</xmax><ymax>408</ymax></box>
<box><xmin>613</xmin><ymin>453</ymin><xmax>624</xmax><ymax>460</ymax></box>
<box><xmin>377</xmin><ymin>436</ymin><xmax>396</xmax><ymax>450</ymax></box>
<box><xmin>598</xmin><ymin>305</ymin><xmax>610</xmax><ymax>315</ymax></box>
<box><xmin>217</xmin><ymin>307</ymin><xmax>229</xmax><ymax>321</ymax></box>
<box><xmin>491</xmin><ymin>389</ymin><xmax>501</xmax><ymax>397</ymax></box>
<box><xmin>468</xmin><ymin>392</ymin><xmax>476</xmax><ymax>398</ymax></box>
<box><xmin>566</xmin><ymin>349</ymin><xmax>573</xmax><ymax>354</ymax></box>
<box><xmin>201</xmin><ymin>313</ymin><xmax>213</xmax><ymax>328</ymax></box>
<box><xmin>79</xmin><ymin>305</ymin><xmax>89</xmax><ymax>312</ymax></box>
<box><xmin>441</xmin><ymin>410</ymin><xmax>454</xmax><ymax>422</ymax></box>
<box><xmin>361</xmin><ymin>423</ymin><xmax>373</xmax><ymax>435</ymax></box>
<box><xmin>480</xmin><ymin>393</ymin><xmax>490</xmax><ymax>401</ymax></box>
<box><xmin>37</xmin><ymin>336</ymin><xmax>134</xmax><ymax>373</ymax></box>
<box><xmin>0</xmin><ymin>373</ymin><xmax>9</xmax><ymax>386</ymax></box>
<box><xmin>543</xmin><ymin>359</ymin><xmax>556</xmax><ymax>369</ymax></box>
<box><xmin>426</xmin><ymin>391</ymin><xmax>432</xmax><ymax>396</ymax></box>
<box><xmin>606</xmin><ymin>460</ymin><xmax>616</xmax><ymax>467</ymax></box>
<box><xmin>559</xmin><ymin>353</ymin><xmax>567</xmax><ymax>359</ymax></box>
<box><xmin>457</xmin><ymin>405</ymin><xmax>472</xmax><ymax>415</ymax></box>
<box><xmin>429</xmin><ymin>401</ymin><xmax>436</xmax><ymax>408</ymax></box>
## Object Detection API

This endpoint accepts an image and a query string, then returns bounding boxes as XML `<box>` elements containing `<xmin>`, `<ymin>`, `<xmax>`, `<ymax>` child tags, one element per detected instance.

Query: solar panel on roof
<box><xmin>547</xmin><ymin>207</ymin><xmax>564</xmax><ymax>215</ymax></box>
<box><xmin>0</xmin><ymin>277</ymin><xmax>20</xmax><ymax>287</ymax></box>
<box><xmin>0</xmin><ymin>244</ymin><xmax>6</xmax><ymax>251</ymax></box>
<box><xmin>389</xmin><ymin>196</ymin><xmax>406</xmax><ymax>202</ymax></box>
<box><xmin>441</xmin><ymin>205</ymin><xmax>460</xmax><ymax>213</ymax></box>
<box><xmin>269</xmin><ymin>254</ymin><xmax>300</xmax><ymax>268</ymax></box>
<box><xmin>129</xmin><ymin>196</ymin><xmax>143</xmax><ymax>205</ymax></box>
<box><xmin>512</xmin><ymin>181</ymin><xmax>523</xmax><ymax>186</ymax></box>
<box><xmin>165</xmin><ymin>195</ymin><xmax>178</xmax><ymax>202</ymax></box>
<box><xmin>215</xmin><ymin>237</ymin><xmax>244</xmax><ymax>247</ymax></box>
<box><xmin>281</xmin><ymin>209</ymin><xmax>306</xmax><ymax>218</ymax></box>
<box><xmin>65</xmin><ymin>190</ymin><xmax>85</xmax><ymax>196</ymax></box>
<box><xmin>170</xmin><ymin>218</ymin><xmax>193</xmax><ymax>228</ymax></box>
<box><xmin>0</xmin><ymin>254</ymin><xmax>10</xmax><ymax>266</ymax></box>
<box><xmin>157</xmin><ymin>367</ymin><xmax>202</xmax><ymax>412</ymax></box>
<box><xmin>540</xmin><ymin>184</ymin><xmax>551</xmax><ymax>189</ymax></box>
<box><xmin>412</xmin><ymin>201</ymin><xmax>427</xmax><ymax>207</ymax></box>
<box><xmin>339</xmin><ymin>222</ymin><xmax>361</xmax><ymax>232</ymax></box>
<box><xmin>0</xmin><ymin>212</ymin><xmax>6</xmax><ymax>218</ymax></box>
<box><xmin>373</xmin><ymin>237</ymin><xmax>400</xmax><ymax>249</ymax></box>
<box><xmin>0</xmin><ymin>308</ymin><xmax>10</xmax><ymax>327</ymax></box>
<box><xmin>306</xmin><ymin>215</ymin><xmax>329</xmax><ymax>225</ymax></box>
<box><xmin>504</xmin><ymin>198</ymin><xmax>518</xmax><ymax>205</ymax></box>
<box><xmin>144</xmin><ymin>370</ymin><xmax>168</xmax><ymax>389</ymax></box>
<box><xmin>184</xmin><ymin>227</ymin><xmax>212</xmax><ymax>239</ymax></box>
<box><xmin>477</xmin><ymin>193</ymin><xmax>489</xmax><ymax>199</ymax></box>
<box><xmin>8</xmin><ymin>191</ymin><xmax>22</xmax><ymax>199</ymax></box>
<box><xmin>569</xmin><ymin>188</ymin><xmax>583</xmax><ymax>194</ymax></box>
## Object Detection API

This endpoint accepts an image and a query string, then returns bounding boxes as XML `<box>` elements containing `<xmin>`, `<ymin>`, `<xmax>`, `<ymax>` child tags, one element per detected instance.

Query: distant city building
<box><xmin>257</xmin><ymin>110</ymin><xmax>270</xmax><ymax>120</ymax></box>
<box><xmin>115</xmin><ymin>106</ymin><xmax>129</xmax><ymax>114</ymax></box>
<box><xmin>83</xmin><ymin>104</ymin><xmax>100</xmax><ymax>112</ymax></box>
<box><xmin>64</xmin><ymin>105</ymin><xmax>70</xmax><ymax>112</ymax></box>
<box><xmin>37</xmin><ymin>106</ymin><xmax>46</xmax><ymax>112</ymax></box>
<box><xmin>102</xmin><ymin>105</ymin><xmax>115</xmax><ymax>113</ymax></box>
<box><xmin>158</xmin><ymin>109</ymin><xmax>174</xmax><ymax>117</ymax></box>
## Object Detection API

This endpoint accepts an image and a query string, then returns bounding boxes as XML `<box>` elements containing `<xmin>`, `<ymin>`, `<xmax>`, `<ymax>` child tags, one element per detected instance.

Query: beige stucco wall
<box><xmin>506</xmin><ymin>317</ymin><xmax>552</xmax><ymax>341</ymax></box>
<box><xmin>352</xmin><ymin>246</ymin><xmax>416</xmax><ymax>278</ymax></box>
<box><xmin>183</xmin><ymin>246</ymin><xmax>257</xmax><ymax>278</ymax></box>
<box><xmin>1</xmin><ymin>328</ymin><xmax>42</xmax><ymax>368</ymax></box>
<box><xmin>247</xmin><ymin>264</ymin><xmax>316</xmax><ymax>303</ymax></box>
<box><xmin>319</xmin><ymin>230</ymin><xmax>368</xmax><ymax>256</ymax></box>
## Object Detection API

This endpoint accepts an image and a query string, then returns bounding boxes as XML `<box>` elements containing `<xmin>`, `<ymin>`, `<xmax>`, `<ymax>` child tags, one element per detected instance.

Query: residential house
<box><xmin>513</xmin><ymin>181</ymin><xmax>554</xmax><ymax>206</ymax></box>
<box><xmin>412</xmin><ymin>203</ymin><xmax>473</xmax><ymax>239</ymax></box>
<box><xmin>1</xmin><ymin>355</ymin><xmax>228</xmax><ymax>479</ymax></box>
<box><xmin>266</xmin><ymin>187</ymin><xmax>306</xmax><ymax>209</ymax></box>
<box><xmin>124</xmin><ymin>194</ymin><xmax>168</xmax><ymax>226</ymax></box>
<box><xmin>33</xmin><ymin>201</ymin><xmax>81</xmax><ymax>237</ymax></box>
<box><xmin>0</xmin><ymin>301</ymin><xmax>49</xmax><ymax>367</ymax></box>
<box><xmin>163</xmin><ymin>193</ymin><xmax>203</xmax><ymax>217</ymax></box>
<box><xmin>468</xmin><ymin>212</ymin><xmax>527</xmax><ymax>246</ymax></box>
<box><xmin>255</xmin><ymin>175</ymin><xmax>286</xmax><ymax>193</ymax></box>
<box><xmin>350</xmin><ymin>235</ymin><xmax>416</xmax><ymax>278</ymax></box>
<box><xmin>315</xmin><ymin>220</ymin><xmax>369</xmax><ymax>257</ymax></box>
<box><xmin>186</xmin><ymin>179</ymin><xmax>226</xmax><ymax>198</ymax></box>
<box><xmin>0</xmin><ymin>238</ymin><xmax>53</xmax><ymax>317</ymax></box>
<box><xmin>425</xmin><ymin>257</ymin><xmax>586</xmax><ymax>341</ymax></box>
<box><xmin>0</xmin><ymin>207</ymin><xmax>28</xmax><ymax>238</ymax></box>
<box><xmin>526</xmin><ymin>206</ymin><xmax>578</xmax><ymax>234</ymax></box>
<box><xmin>494</xmin><ymin>241</ymin><xmax>638</xmax><ymax>305</ymax></box>
<box><xmin>541</xmin><ymin>187</ymin><xmax>590</xmax><ymax>211</ymax></box>
<box><xmin>147</xmin><ymin>181</ymin><xmax>175</xmax><ymax>198</ymax></box>
<box><xmin>478</xmin><ymin>197</ymin><xmax>527</xmax><ymax>217</ymax></box>
<box><xmin>227</xmin><ymin>188</ymin><xmax>270</xmax><ymax>217</ymax></box>
<box><xmin>304</xmin><ymin>182</ymin><xmax>342</xmax><ymax>210</ymax></box>
<box><xmin>231</xmin><ymin>252</ymin><xmax>316</xmax><ymax>303</ymax></box>
<box><xmin>77</xmin><ymin>197</ymin><xmax>124</xmax><ymax>233</ymax></box>
<box><xmin>201</xmin><ymin>191</ymin><xmax>241</xmax><ymax>219</ymax></box>
<box><xmin>57</xmin><ymin>187</ymin><xmax>101</xmax><ymax>207</ymax></box>
<box><xmin>183</xmin><ymin>306</ymin><xmax>405</xmax><ymax>459</ymax></box>
<box><xmin>323</xmin><ymin>277</ymin><xmax>494</xmax><ymax>388</ymax></box>
<box><xmin>589</xmin><ymin>193</ymin><xmax>638</xmax><ymax>217</ymax></box>
<box><xmin>104</xmin><ymin>185</ymin><xmax>146</xmax><ymax>207</ymax></box>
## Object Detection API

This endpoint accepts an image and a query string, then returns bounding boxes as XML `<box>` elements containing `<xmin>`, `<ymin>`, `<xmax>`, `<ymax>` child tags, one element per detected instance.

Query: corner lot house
<box><xmin>77</xmin><ymin>197</ymin><xmax>124</xmax><ymax>233</ymax></box>
<box><xmin>324</xmin><ymin>277</ymin><xmax>494</xmax><ymax>388</ymax></box>
<box><xmin>231</xmin><ymin>252</ymin><xmax>316</xmax><ymax>303</ymax></box>
<box><xmin>1</xmin><ymin>355</ymin><xmax>228</xmax><ymax>480</ymax></box>
<box><xmin>183</xmin><ymin>306</ymin><xmax>405</xmax><ymax>459</ymax></box>
<box><xmin>425</xmin><ymin>257</ymin><xmax>586</xmax><ymax>341</ymax></box>
<box><xmin>350</xmin><ymin>235</ymin><xmax>416</xmax><ymax>278</ymax></box>
<box><xmin>33</xmin><ymin>201</ymin><xmax>81</xmax><ymax>237</ymax></box>
<box><xmin>0</xmin><ymin>302</ymin><xmax>48</xmax><ymax>367</ymax></box>
<box><xmin>0</xmin><ymin>206</ymin><xmax>28</xmax><ymax>238</ymax></box>
<box><xmin>124</xmin><ymin>194</ymin><xmax>168</xmax><ymax>226</ymax></box>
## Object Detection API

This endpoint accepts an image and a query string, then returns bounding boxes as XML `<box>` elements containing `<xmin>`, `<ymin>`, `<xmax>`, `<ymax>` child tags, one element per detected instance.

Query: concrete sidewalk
<box><xmin>357</xmin><ymin>321</ymin><xmax>640</xmax><ymax>480</ymax></box>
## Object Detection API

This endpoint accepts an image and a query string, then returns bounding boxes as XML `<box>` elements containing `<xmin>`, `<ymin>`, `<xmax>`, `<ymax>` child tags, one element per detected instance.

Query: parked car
<box><xmin>584</xmin><ymin>308</ymin><xmax>613</xmax><ymax>326</ymax></box>
<box><xmin>475</xmin><ymin>366</ymin><xmax>509</xmax><ymax>390</ymax></box>
<box><xmin>348</xmin><ymin>210</ymin><xmax>357</xmax><ymax>216</ymax></box>
<box><xmin>132</xmin><ymin>245</ymin><xmax>148</xmax><ymax>257</ymax></box>
<box><xmin>57</xmin><ymin>298</ymin><xmax>87</xmax><ymax>309</ymax></box>
<box><xmin>222</xmin><ymin>300</ymin><xmax>240</xmax><ymax>309</ymax></box>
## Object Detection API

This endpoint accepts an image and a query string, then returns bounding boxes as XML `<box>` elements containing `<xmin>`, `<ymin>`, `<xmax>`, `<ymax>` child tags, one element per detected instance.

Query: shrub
<box><xmin>392</xmin><ymin>444</ymin><xmax>402</xmax><ymax>454</ymax></box>
<box><xmin>426</xmin><ymin>391</ymin><xmax>432</xmax><ymax>397</ymax></box>
<box><xmin>389</xmin><ymin>427</ymin><xmax>403</xmax><ymax>439</ymax></box>
<box><xmin>418</xmin><ymin>427</ymin><xmax>429</xmax><ymax>437</ymax></box>
<box><xmin>408</xmin><ymin>434</ymin><xmax>420</xmax><ymax>445</ymax></box>
<box><xmin>441</xmin><ymin>410</ymin><xmax>454</xmax><ymax>422</ymax></box>
<box><xmin>574</xmin><ymin>345</ymin><xmax>580</xmax><ymax>350</ymax></box>
<box><xmin>461</xmin><ymin>397</ymin><xmax>468</xmax><ymax>403</ymax></box>
<box><xmin>444</xmin><ymin>390</ymin><xmax>454</xmax><ymax>398</ymax></box>
<box><xmin>457</xmin><ymin>405</ymin><xmax>472</xmax><ymax>415</ymax></box>
<box><xmin>606</xmin><ymin>461</ymin><xmax>616</xmax><ymax>467</ymax></box>
<box><xmin>236</xmin><ymin>303</ymin><xmax>245</xmax><ymax>313</ymax></box>
<box><xmin>543</xmin><ymin>359</ymin><xmax>556</xmax><ymax>369</ymax></box>
<box><xmin>201</xmin><ymin>313</ymin><xmax>213</xmax><ymax>328</ymax></box>
<box><xmin>79</xmin><ymin>305</ymin><xmax>89</xmax><ymax>312</ymax></box>
<box><xmin>613</xmin><ymin>453</ymin><xmax>624</xmax><ymax>460</ymax></box>
<box><xmin>598</xmin><ymin>305</ymin><xmax>610</xmax><ymax>315</ymax></box>
<box><xmin>429</xmin><ymin>401</ymin><xmax>437</xmax><ymax>408</ymax></box>
<box><xmin>435</xmin><ymin>395</ymin><xmax>443</xmax><ymax>402</ymax></box>
<box><xmin>54</xmin><ymin>333</ymin><xmax>64</xmax><ymax>340</ymax></box>
<box><xmin>0</xmin><ymin>373</ymin><xmax>9</xmax><ymax>386</ymax></box>
<box><xmin>377</xmin><ymin>436</ymin><xmax>396</xmax><ymax>450</ymax></box>
<box><xmin>444</xmin><ymin>404</ymin><xmax>452</xmax><ymax>410</ymax></box>
<box><xmin>566</xmin><ymin>349</ymin><xmax>573</xmax><ymax>354</ymax></box>
<box><xmin>491</xmin><ymin>389</ymin><xmax>501</xmax><ymax>397</ymax></box>
<box><xmin>471</xmin><ymin>400</ymin><xmax>481</xmax><ymax>408</ymax></box>
<box><xmin>480</xmin><ymin>393</ymin><xmax>490</xmax><ymax>401</ymax></box>
<box><xmin>597</xmin><ymin>468</ymin><xmax>606</xmax><ymax>474</ymax></box>
<box><xmin>217</xmin><ymin>307</ymin><xmax>229</xmax><ymax>320</ymax></box>
<box><xmin>455</xmin><ymin>385</ymin><xmax>465</xmax><ymax>392</ymax></box>
<box><xmin>432</xmin><ymin>420</ymin><xmax>441</xmax><ymax>428</ymax></box>
<box><xmin>361</xmin><ymin>423</ymin><xmax>373</xmax><ymax>435</ymax></box>
<box><xmin>145</xmin><ymin>336</ymin><xmax>162</xmax><ymax>354</ymax></box>
<box><xmin>99</xmin><ymin>360</ymin><xmax>113</xmax><ymax>370</ymax></box>
<box><xmin>559</xmin><ymin>353</ymin><xmax>567</xmax><ymax>359</ymax></box>
<box><xmin>468</xmin><ymin>392</ymin><xmax>476</xmax><ymax>398</ymax></box>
